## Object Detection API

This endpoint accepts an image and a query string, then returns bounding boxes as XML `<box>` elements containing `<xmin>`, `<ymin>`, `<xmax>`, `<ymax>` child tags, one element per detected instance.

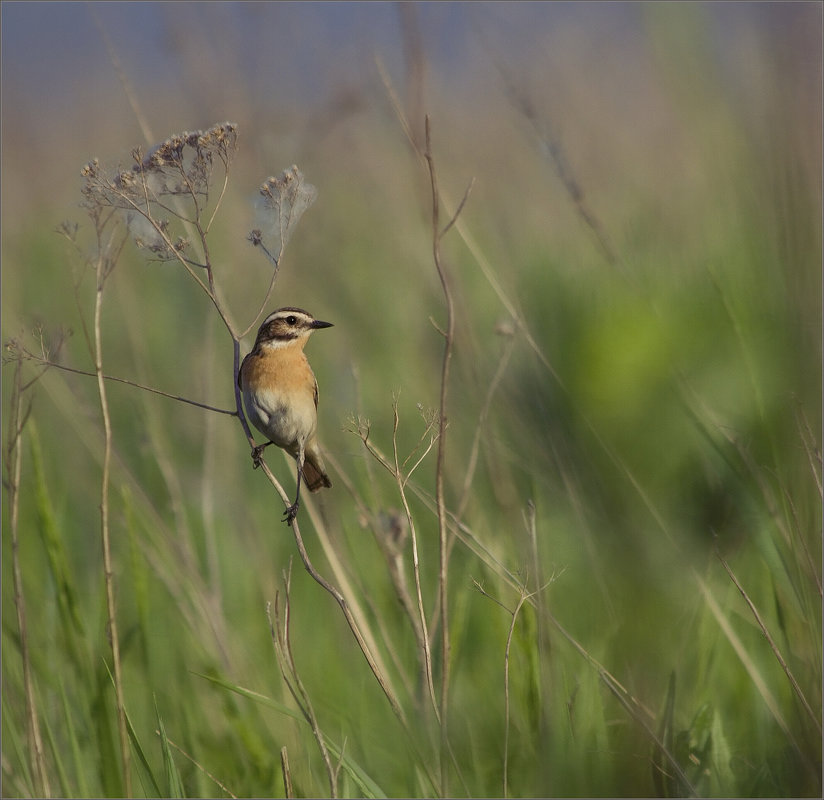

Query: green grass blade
<box><xmin>40</xmin><ymin>691</ymin><xmax>72</xmax><ymax>797</ymax></box>
<box><xmin>59</xmin><ymin>677</ymin><xmax>91</xmax><ymax>798</ymax></box>
<box><xmin>155</xmin><ymin>696</ymin><xmax>186</xmax><ymax>798</ymax></box>
<box><xmin>196</xmin><ymin>672</ymin><xmax>387</xmax><ymax>798</ymax></box>
<box><xmin>1</xmin><ymin>690</ymin><xmax>36</xmax><ymax>797</ymax></box>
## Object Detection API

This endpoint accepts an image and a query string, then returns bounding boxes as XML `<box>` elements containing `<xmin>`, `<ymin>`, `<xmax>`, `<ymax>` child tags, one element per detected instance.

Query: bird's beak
<box><xmin>311</xmin><ymin>319</ymin><xmax>334</xmax><ymax>330</ymax></box>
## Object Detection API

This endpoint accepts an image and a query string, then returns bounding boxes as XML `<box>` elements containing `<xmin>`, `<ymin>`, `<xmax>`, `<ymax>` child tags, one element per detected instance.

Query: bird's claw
<box><xmin>251</xmin><ymin>444</ymin><xmax>267</xmax><ymax>469</ymax></box>
<box><xmin>283</xmin><ymin>502</ymin><xmax>299</xmax><ymax>526</ymax></box>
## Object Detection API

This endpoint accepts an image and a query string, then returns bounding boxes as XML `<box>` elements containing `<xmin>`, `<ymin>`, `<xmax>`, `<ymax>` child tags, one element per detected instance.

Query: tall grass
<box><xmin>2</xmin><ymin>4</ymin><xmax>821</xmax><ymax>797</ymax></box>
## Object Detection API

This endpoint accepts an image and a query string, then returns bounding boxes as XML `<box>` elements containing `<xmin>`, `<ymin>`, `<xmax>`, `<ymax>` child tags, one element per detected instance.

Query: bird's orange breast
<box><xmin>241</xmin><ymin>346</ymin><xmax>315</xmax><ymax>398</ymax></box>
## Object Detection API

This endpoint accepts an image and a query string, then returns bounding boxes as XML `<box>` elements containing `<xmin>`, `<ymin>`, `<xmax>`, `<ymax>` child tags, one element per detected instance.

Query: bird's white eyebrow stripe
<box><xmin>262</xmin><ymin>307</ymin><xmax>313</xmax><ymax>325</ymax></box>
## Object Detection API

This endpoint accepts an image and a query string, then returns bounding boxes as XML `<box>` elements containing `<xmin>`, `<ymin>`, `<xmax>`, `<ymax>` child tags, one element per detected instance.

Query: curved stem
<box><xmin>424</xmin><ymin>115</ymin><xmax>451</xmax><ymax>795</ymax></box>
<box><xmin>93</xmin><ymin>232</ymin><xmax>132</xmax><ymax>797</ymax></box>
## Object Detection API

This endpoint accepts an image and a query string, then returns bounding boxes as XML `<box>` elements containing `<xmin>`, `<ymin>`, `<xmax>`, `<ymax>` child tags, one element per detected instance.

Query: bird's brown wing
<box><xmin>238</xmin><ymin>352</ymin><xmax>253</xmax><ymax>389</ymax></box>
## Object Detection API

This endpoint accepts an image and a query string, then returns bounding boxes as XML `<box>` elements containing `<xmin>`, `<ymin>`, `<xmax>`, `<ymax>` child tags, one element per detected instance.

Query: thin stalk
<box><xmin>93</xmin><ymin>230</ymin><xmax>132</xmax><ymax>797</ymax></box>
<box><xmin>252</xmin><ymin>453</ymin><xmax>445</xmax><ymax>794</ymax></box>
<box><xmin>715</xmin><ymin>542</ymin><xmax>822</xmax><ymax>734</ymax></box>
<box><xmin>391</xmin><ymin>403</ymin><xmax>440</xmax><ymax>722</ymax></box>
<box><xmin>423</xmin><ymin>115</ymin><xmax>474</xmax><ymax>795</ymax></box>
<box><xmin>424</xmin><ymin>117</ymin><xmax>452</xmax><ymax>794</ymax></box>
<box><xmin>271</xmin><ymin>568</ymin><xmax>339</xmax><ymax>798</ymax></box>
<box><xmin>280</xmin><ymin>746</ymin><xmax>294</xmax><ymax>799</ymax></box>
<box><xmin>5</xmin><ymin>357</ymin><xmax>52</xmax><ymax>797</ymax></box>
<box><xmin>13</xmin><ymin>354</ymin><xmax>236</xmax><ymax>417</ymax></box>
<box><xmin>502</xmin><ymin>592</ymin><xmax>530</xmax><ymax>799</ymax></box>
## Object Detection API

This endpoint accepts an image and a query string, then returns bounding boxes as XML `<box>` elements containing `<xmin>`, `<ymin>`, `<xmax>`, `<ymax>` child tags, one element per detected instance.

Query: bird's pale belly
<box><xmin>243</xmin><ymin>385</ymin><xmax>316</xmax><ymax>452</ymax></box>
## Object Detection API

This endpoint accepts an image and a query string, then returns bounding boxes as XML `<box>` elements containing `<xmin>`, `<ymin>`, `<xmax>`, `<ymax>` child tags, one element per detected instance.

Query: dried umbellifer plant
<box><xmin>74</xmin><ymin>121</ymin><xmax>406</xmax><ymax>740</ymax></box>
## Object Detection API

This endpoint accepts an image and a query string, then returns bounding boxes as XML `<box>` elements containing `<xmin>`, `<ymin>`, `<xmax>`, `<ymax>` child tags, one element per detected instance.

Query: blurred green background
<box><xmin>2</xmin><ymin>2</ymin><xmax>821</xmax><ymax>797</ymax></box>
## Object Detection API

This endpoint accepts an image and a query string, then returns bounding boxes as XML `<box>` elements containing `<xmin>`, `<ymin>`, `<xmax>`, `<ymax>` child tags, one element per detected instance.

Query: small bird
<box><xmin>238</xmin><ymin>307</ymin><xmax>333</xmax><ymax>524</ymax></box>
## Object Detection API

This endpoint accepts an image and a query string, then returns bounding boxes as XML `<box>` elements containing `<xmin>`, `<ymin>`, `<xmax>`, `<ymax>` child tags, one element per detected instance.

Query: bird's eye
<box><xmin>286</xmin><ymin>316</ymin><xmax>297</xmax><ymax>325</ymax></box>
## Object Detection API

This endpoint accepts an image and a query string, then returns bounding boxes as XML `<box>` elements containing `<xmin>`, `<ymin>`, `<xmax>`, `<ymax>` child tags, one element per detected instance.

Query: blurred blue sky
<box><xmin>2</xmin><ymin>1</ymin><xmax>810</xmax><ymax>129</ymax></box>
<box><xmin>0</xmin><ymin>1</ymin><xmax>648</xmax><ymax>207</ymax></box>
<box><xmin>1</xmin><ymin>2</ymin><xmax>632</xmax><ymax>104</ymax></box>
<box><xmin>1</xmin><ymin>1</ymin><xmax>819</xmax><ymax>223</ymax></box>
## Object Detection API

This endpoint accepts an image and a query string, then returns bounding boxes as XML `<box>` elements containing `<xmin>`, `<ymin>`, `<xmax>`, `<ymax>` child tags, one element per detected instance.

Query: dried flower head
<box><xmin>81</xmin><ymin>159</ymin><xmax>100</xmax><ymax>178</ymax></box>
<box><xmin>251</xmin><ymin>165</ymin><xmax>317</xmax><ymax>264</ymax></box>
<box><xmin>79</xmin><ymin>122</ymin><xmax>239</xmax><ymax>263</ymax></box>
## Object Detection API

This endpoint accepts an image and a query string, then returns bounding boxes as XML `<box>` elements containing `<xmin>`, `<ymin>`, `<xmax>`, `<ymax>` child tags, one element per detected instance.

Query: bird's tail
<box><xmin>303</xmin><ymin>450</ymin><xmax>332</xmax><ymax>492</ymax></box>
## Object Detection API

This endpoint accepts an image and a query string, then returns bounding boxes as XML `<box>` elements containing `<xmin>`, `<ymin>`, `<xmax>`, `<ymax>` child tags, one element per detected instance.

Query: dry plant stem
<box><xmin>473</xmin><ymin>580</ymin><xmax>533</xmax><ymax>800</ymax></box>
<box><xmin>256</xmin><ymin>457</ymin><xmax>408</xmax><ymax>728</ymax></box>
<box><xmin>86</xmin><ymin>144</ymin><xmax>239</xmax><ymax>338</ymax></box>
<box><xmin>280</xmin><ymin>747</ymin><xmax>294</xmax><ymax>799</ymax></box>
<box><xmin>233</xmin><ymin>231</ymin><xmax>289</xmax><ymax>439</ymax></box>
<box><xmin>380</xmin><ymin>50</ymin><xmax>662</xmax><ymax>577</ymax></box>
<box><xmin>291</xmin><ymin>514</ymin><xmax>407</xmax><ymax>726</ymax></box>
<box><xmin>232</xmin><ymin>339</ymin><xmax>258</xmax><ymax>447</ymax></box>
<box><xmin>15</xmin><ymin>355</ymin><xmax>236</xmax><ymax>417</ymax></box>
<box><xmin>354</xmin><ymin>429</ymin><xmax>527</xmax><ymax>610</ymax></box>
<box><xmin>356</xmin><ymin>394</ymin><xmax>705</xmax><ymax>793</ymax></box>
<box><xmin>92</xmin><ymin>226</ymin><xmax>132</xmax><ymax>797</ymax></box>
<box><xmin>272</xmin><ymin>568</ymin><xmax>339</xmax><ymax>798</ymax></box>
<box><xmin>322</xmin><ymin>449</ymin><xmax>416</xmax><ymax>701</ymax></box>
<box><xmin>80</xmin><ymin>128</ymin><xmax>400</xmax><ymax>786</ymax></box>
<box><xmin>424</xmin><ymin>117</ymin><xmax>452</xmax><ymax>792</ymax></box>
<box><xmin>424</xmin><ymin>115</ymin><xmax>474</xmax><ymax>793</ymax></box>
<box><xmin>502</xmin><ymin>593</ymin><xmax>529</xmax><ymax>800</ymax></box>
<box><xmin>391</xmin><ymin>402</ymin><xmax>440</xmax><ymax>721</ymax></box>
<box><xmin>715</xmin><ymin>542</ymin><xmax>822</xmax><ymax>733</ymax></box>
<box><xmin>23</xmin><ymin>339</ymin><xmax>237</xmax><ymax>676</ymax></box>
<box><xmin>342</xmin><ymin>414</ymin><xmax>437</xmax><ymax>707</ymax></box>
<box><xmin>93</xmin><ymin>128</ymin><xmax>410</xmax><ymax>771</ymax></box>
<box><xmin>378</xmin><ymin>54</ymin><xmax>564</xmax><ymax>386</ymax></box>
<box><xmin>158</xmin><ymin>734</ymin><xmax>238</xmax><ymax>799</ymax></box>
<box><xmin>284</xmin><ymin>470</ymin><xmax>441</xmax><ymax>795</ymax></box>
<box><xmin>4</xmin><ymin>358</ymin><xmax>52</xmax><ymax>797</ymax></box>
<box><xmin>240</xmin><ymin>234</ymin><xmax>285</xmax><ymax>339</ymax></box>
<box><xmin>354</xmin><ymin>426</ymin><xmax>696</xmax><ymax>786</ymax></box>
<box><xmin>380</xmin><ymin>55</ymin><xmax>679</xmax><ymax>561</ymax></box>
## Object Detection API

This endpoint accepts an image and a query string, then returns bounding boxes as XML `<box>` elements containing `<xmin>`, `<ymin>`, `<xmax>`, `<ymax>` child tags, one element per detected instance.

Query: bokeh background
<box><xmin>2</xmin><ymin>2</ymin><xmax>821</xmax><ymax>797</ymax></box>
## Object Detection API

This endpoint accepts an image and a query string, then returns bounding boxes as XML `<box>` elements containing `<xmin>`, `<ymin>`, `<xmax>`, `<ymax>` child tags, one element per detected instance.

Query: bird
<box><xmin>238</xmin><ymin>307</ymin><xmax>333</xmax><ymax>524</ymax></box>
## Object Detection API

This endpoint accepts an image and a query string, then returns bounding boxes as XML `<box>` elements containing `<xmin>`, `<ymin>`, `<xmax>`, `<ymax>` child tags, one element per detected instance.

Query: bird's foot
<box><xmin>251</xmin><ymin>443</ymin><xmax>268</xmax><ymax>469</ymax></box>
<box><xmin>283</xmin><ymin>501</ymin><xmax>300</xmax><ymax>526</ymax></box>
